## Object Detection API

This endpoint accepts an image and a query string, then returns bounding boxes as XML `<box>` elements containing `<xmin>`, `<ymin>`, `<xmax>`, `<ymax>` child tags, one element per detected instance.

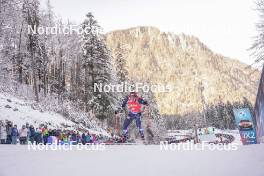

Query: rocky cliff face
<box><xmin>106</xmin><ymin>26</ymin><xmax>260</xmax><ymax>115</ymax></box>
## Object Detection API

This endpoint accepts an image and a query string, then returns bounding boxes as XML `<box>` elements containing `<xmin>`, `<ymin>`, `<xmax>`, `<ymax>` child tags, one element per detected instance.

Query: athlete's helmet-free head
<box><xmin>129</xmin><ymin>91</ymin><xmax>137</xmax><ymax>97</ymax></box>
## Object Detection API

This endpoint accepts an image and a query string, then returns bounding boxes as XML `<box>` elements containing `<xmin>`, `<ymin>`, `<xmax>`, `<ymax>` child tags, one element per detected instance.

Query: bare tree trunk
<box><xmin>76</xmin><ymin>55</ymin><xmax>81</xmax><ymax>98</ymax></box>
<box><xmin>58</xmin><ymin>52</ymin><xmax>62</xmax><ymax>103</ymax></box>
<box><xmin>17</xmin><ymin>22</ymin><xmax>24</xmax><ymax>83</ymax></box>
<box><xmin>31</xmin><ymin>51</ymin><xmax>39</xmax><ymax>102</ymax></box>
<box><xmin>84</xmin><ymin>65</ymin><xmax>89</xmax><ymax>112</ymax></box>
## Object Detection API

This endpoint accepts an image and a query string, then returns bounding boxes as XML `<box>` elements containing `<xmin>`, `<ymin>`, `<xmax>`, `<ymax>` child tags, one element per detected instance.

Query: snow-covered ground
<box><xmin>0</xmin><ymin>144</ymin><xmax>263</xmax><ymax>176</ymax></box>
<box><xmin>215</xmin><ymin>129</ymin><xmax>242</xmax><ymax>144</ymax></box>
<box><xmin>0</xmin><ymin>92</ymin><xmax>109</xmax><ymax>136</ymax></box>
<box><xmin>167</xmin><ymin>129</ymin><xmax>242</xmax><ymax>145</ymax></box>
<box><xmin>0</xmin><ymin>92</ymin><xmax>75</xmax><ymax>129</ymax></box>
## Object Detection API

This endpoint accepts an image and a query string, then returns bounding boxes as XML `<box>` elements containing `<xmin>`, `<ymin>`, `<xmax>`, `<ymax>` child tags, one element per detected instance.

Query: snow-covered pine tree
<box><xmin>81</xmin><ymin>12</ymin><xmax>99</xmax><ymax>112</ymax></box>
<box><xmin>210</xmin><ymin>104</ymin><xmax>219</xmax><ymax>128</ymax></box>
<box><xmin>114</xmin><ymin>43</ymin><xmax>128</xmax><ymax>84</ymax></box>
<box><xmin>93</xmin><ymin>39</ymin><xmax>118</xmax><ymax>119</ymax></box>
<box><xmin>226</xmin><ymin>101</ymin><xmax>236</xmax><ymax>129</ymax></box>
<box><xmin>222</xmin><ymin>104</ymin><xmax>229</xmax><ymax>129</ymax></box>
<box><xmin>81</xmin><ymin>12</ymin><xmax>117</xmax><ymax>120</ymax></box>
<box><xmin>216</xmin><ymin>102</ymin><xmax>225</xmax><ymax>129</ymax></box>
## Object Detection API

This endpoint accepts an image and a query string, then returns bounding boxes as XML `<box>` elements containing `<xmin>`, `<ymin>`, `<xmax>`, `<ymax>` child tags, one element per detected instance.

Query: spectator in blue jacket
<box><xmin>6</xmin><ymin>121</ymin><xmax>13</xmax><ymax>144</ymax></box>
<box><xmin>81</xmin><ymin>133</ymin><xmax>86</xmax><ymax>144</ymax></box>
<box><xmin>11</xmin><ymin>125</ymin><xmax>19</xmax><ymax>144</ymax></box>
<box><xmin>29</xmin><ymin>125</ymin><xmax>35</xmax><ymax>144</ymax></box>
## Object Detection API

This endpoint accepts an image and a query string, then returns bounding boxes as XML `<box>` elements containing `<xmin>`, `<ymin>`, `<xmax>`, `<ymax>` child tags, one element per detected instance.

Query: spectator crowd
<box><xmin>0</xmin><ymin>120</ymin><xmax>119</xmax><ymax>145</ymax></box>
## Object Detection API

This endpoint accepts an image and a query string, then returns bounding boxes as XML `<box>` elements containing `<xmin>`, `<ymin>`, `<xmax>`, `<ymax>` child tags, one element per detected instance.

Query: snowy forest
<box><xmin>0</xmin><ymin>0</ymin><xmax>165</xmax><ymax>135</ymax></box>
<box><xmin>0</xmin><ymin>0</ymin><xmax>118</xmax><ymax>117</ymax></box>
<box><xmin>0</xmin><ymin>0</ymin><xmax>116</xmax><ymax>129</ymax></box>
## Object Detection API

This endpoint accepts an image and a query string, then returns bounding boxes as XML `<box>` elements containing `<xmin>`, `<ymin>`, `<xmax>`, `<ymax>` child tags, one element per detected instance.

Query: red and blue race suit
<box><xmin>121</xmin><ymin>95</ymin><xmax>148</xmax><ymax>138</ymax></box>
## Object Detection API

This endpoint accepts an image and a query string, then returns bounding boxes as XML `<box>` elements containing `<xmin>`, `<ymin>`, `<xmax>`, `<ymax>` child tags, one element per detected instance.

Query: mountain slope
<box><xmin>0</xmin><ymin>92</ymin><xmax>109</xmax><ymax>136</ymax></box>
<box><xmin>106</xmin><ymin>26</ymin><xmax>260</xmax><ymax>115</ymax></box>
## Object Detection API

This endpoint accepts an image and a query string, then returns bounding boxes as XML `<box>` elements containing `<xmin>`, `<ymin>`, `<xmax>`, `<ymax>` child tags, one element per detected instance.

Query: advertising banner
<box><xmin>233</xmin><ymin>108</ymin><xmax>257</xmax><ymax>145</ymax></box>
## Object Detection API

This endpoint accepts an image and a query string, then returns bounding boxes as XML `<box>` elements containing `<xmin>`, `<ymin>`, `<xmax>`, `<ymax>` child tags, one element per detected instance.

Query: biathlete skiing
<box><xmin>116</xmin><ymin>92</ymin><xmax>148</xmax><ymax>141</ymax></box>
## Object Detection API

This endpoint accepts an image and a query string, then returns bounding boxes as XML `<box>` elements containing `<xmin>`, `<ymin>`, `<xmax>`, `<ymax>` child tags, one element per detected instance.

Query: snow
<box><xmin>167</xmin><ymin>129</ymin><xmax>243</xmax><ymax>145</ymax></box>
<box><xmin>0</xmin><ymin>92</ymin><xmax>110</xmax><ymax>136</ymax></box>
<box><xmin>0</xmin><ymin>92</ymin><xmax>74</xmax><ymax>129</ymax></box>
<box><xmin>0</xmin><ymin>144</ymin><xmax>263</xmax><ymax>176</ymax></box>
<box><xmin>214</xmin><ymin>129</ymin><xmax>243</xmax><ymax>145</ymax></box>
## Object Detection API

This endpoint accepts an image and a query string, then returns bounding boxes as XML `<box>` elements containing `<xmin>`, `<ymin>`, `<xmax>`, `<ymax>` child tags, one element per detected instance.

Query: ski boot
<box><xmin>139</xmin><ymin>130</ymin><xmax>145</xmax><ymax>140</ymax></box>
<box><xmin>122</xmin><ymin>130</ymin><xmax>129</xmax><ymax>143</ymax></box>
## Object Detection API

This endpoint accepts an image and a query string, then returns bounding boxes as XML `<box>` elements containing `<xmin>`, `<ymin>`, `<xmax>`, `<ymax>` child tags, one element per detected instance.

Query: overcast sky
<box><xmin>40</xmin><ymin>0</ymin><xmax>259</xmax><ymax>65</ymax></box>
